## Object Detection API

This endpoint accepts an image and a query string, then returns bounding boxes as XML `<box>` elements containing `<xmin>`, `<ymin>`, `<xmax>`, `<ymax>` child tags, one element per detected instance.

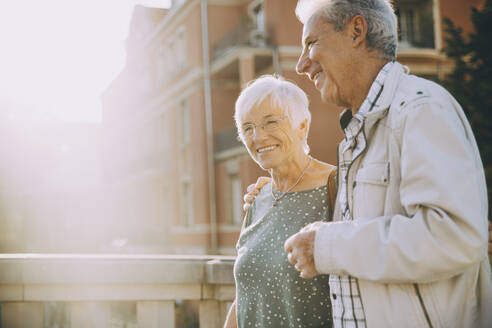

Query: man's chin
<box><xmin>321</xmin><ymin>90</ymin><xmax>346</xmax><ymax>107</ymax></box>
<box><xmin>320</xmin><ymin>90</ymin><xmax>335</xmax><ymax>105</ymax></box>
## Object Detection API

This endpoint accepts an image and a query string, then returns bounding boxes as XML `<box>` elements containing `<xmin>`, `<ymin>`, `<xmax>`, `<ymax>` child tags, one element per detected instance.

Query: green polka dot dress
<box><xmin>234</xmin><ymin>183</ymin><xmax>332</xmax><ymax>327</ymax></box>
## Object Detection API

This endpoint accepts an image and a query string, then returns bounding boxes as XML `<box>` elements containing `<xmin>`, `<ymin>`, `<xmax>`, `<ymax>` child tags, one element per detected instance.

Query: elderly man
<box><xmin>279</xmin><ymin>0</ymin><xmax>492</xmax><ymax>327</ymax></box>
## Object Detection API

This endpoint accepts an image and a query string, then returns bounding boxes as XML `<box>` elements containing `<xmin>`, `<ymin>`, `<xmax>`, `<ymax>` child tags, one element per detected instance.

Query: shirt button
<box><xmin>352</xmin><ymin>181</ymin><xmax>357</xmax><ymax>188</ymax></box>
<box><xmin>332</xmin><ymin>293</ymin><xmax>337</xmax><ymax>300</ymax></box>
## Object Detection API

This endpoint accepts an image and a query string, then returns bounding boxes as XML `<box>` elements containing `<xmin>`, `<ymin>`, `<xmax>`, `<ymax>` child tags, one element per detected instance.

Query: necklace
<box><xmin>271</xmin><ymin>156</ymin><xmax>312</xmax><ymax>207</ymax></box>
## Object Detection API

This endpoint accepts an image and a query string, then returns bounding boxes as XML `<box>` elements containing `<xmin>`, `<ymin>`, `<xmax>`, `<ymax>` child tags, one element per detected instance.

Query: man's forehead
<box><xmin>302</xmin><ymin>13</ymin><xmax>326</xmax><ymax>42</ymax></box>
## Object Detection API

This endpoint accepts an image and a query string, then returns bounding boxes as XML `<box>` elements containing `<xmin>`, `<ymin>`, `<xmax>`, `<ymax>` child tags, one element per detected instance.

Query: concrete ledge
<box><xmin>206</xmin><ymin>259</ymin><xmax>235</xmax><ymax>284</ymax></box>
<box><xmin>0</xmin><ymin>254</ymin><xmax>235</xmax><ymax>284</ymax></box>
<box><xmin>0</xmin><ymin>254</ymin><xmax>236</xmax><ymax>302</ymax></box>
<box><xmin>24</xmin><ymin>283</ymin><xmax>203</xmax><ymax>301</ymax></box>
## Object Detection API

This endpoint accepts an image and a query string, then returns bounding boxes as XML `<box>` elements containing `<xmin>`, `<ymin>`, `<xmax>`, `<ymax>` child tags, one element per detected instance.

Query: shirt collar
<box><xmin>340</xmin><ymin>61</ymin><xmax>394</xmax><ymax>132</ymax></box>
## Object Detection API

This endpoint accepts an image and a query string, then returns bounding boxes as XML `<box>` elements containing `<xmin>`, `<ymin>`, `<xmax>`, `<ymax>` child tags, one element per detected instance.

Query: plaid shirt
<box><xmin>330</xmin><ymin>62</ymin><xmax>393</xmax><ymax>328</ymax></box>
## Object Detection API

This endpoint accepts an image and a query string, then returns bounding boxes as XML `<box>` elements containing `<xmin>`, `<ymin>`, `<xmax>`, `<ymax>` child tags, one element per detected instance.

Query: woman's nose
<box><xmin>252</xmin><ymin>126</ymin><xmax>268</xmax><ymax>140</ymax></box>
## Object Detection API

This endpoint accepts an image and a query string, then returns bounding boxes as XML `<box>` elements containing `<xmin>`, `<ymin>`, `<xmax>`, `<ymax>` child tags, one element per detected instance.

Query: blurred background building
<box><xmin>0</xmin><ymin>0</ymin><xmax>483</xmax><ymax>256</ymax></box>
<box><xmin>100</xmin><ymin>0</ymin><xmax>483</xmax><ymax>255</ymax></box>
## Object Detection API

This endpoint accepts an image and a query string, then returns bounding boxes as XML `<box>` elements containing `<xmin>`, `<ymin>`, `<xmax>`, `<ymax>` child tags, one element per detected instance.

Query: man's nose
<box><xmin>296</xmin><ymin>51</ymin><xmax>310</xmax><ymax>75</ymax></box>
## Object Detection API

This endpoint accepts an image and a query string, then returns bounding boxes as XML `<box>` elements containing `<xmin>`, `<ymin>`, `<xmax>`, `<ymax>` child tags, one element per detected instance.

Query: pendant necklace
<box><xmin>271</xmin><ymin>156</ymin><xmax>312</xmax><ymax>207</ymax></box>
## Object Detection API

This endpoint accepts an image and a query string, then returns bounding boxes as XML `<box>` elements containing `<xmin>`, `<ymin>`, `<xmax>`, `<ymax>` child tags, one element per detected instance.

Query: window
<box><xmin>172</xmin><ymin>0</ymin><xmax>186</xmax><ymax>8</ymax></box>
<box><xmin>138</xmin><ymin>60</ymin><xmax>153</xmax><ymax>96</ymax></box>
<box><xmin>180</xmin><ymin>180</ymin><xmax>193</xmax><ymax>226</ymax></box>
<box><xmin>250</xmin><ymin>0</ymin><xmax>265</xmax><ymax>33</ymax></box>
<box><xmin>179</xmin><ymin>100</ymin><xmax>192</xmax><ymax>226</ymax></box>
<box><xmin>229</xmin><ymin>173</ymin><xmax>243</xmax><ymax>225</ymax></box>
<box><xmin>180</xmin><ymin>101</ymin><xmax>190</xmax><ymax>148</ymax></box>
<box><xmin>156</xmin><ymin>44</ymin><xmax>167</xmax><ymax>83</ymax></box>
<box><xmin>395</xmin><ymin>0</ymin><xmax>435</xmax><ymax>49</ymax></box>
<box><xmin>248</xmin><ymin>0</ymin><xmax>266</xmax><ymax>47</ymax></box>
<box><xmin>176</xmin><ymin>26</ymin><xmax>187</xmax><ymax>71</ymax></box>
<box><xmin>157</xmin><ymin>25</ymin><xmax>187</xmax><ymax>84</ymax></box>
<box><xmin>159</xmin><ymin>113</ymin><xmax>170</xmax><ymax>151</ymax></box>
<box><xmin>225</xmin><ymin>159</ymin><xmax>242</xmax><ymax>225</ymax></box>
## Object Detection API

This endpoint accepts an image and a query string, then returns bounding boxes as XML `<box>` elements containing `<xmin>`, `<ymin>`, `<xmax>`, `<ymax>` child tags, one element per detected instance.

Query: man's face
<box><xmin>296</xmin><ymin>14</ymin><xmax>353</xmax><ymax>107</ymax></box>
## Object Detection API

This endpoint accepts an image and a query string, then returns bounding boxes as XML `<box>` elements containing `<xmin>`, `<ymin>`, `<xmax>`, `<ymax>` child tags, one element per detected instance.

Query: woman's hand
<box><xmin>243</xmin><ymin>176</ymin><xmax>271</xmax><ymax>211</ymax></box>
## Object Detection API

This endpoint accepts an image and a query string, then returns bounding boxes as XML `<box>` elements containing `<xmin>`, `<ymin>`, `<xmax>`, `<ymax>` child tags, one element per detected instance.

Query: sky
<box><xmin>0</xmin><ymin>0</ymin><xmax>171</xmax><ymax>123</ymax></box>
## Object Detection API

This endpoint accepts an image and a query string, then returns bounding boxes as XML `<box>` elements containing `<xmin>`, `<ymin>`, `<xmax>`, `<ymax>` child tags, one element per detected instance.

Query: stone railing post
<box><xmin>71</xmin><ymin>302</ymin><xmax>111</xmax><ymax>328</ymax></box>
<box><xmin>1</xmin><ymin>302</ymin><xmax>43</xmax><ymax>328</ymax></box>
<box><xmin>199</xmin><ymin>259</ymin><xmax>235</xmax><ymax>327</ymax></box>
<box><xmin>199</xmin><ymin>300</ymin><xmax>221</xmax><ymax>328</ymax></box>
<box><xmin>137</xmin><ymin>301</ymin><xmax>175</xmax><ymax>328</ymax></box>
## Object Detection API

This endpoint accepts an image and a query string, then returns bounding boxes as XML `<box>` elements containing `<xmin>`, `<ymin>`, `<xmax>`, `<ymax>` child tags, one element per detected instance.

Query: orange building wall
<box><xmin>190</xmin><ymin>90</ymin><xmax>211</xmax><ymax>225</ymax></box>
<box><xmin>185</xmin><ymin>5</ymin><xmax>204</xmax><ymax>69</ymax></box>
<box><xmin>440</xmin><ymin>0</ymin><xmax>484</xmax><ymax>37</ymax></box>
<box><xmin>215</xmin><ymin>161</ymin><xmax>228</xmax><ymax>225</ymax></box>
<box><xmin>265</xmin><ymin>0</ymin><xmax>303</xmax><ymax>46</ymax></box>
<box><xmin>211</xmin><ymin>86</ymin><xmax>241</xmax><ymax>134</ymax></box>
<box><xmin>208</xmin><ymin>4</ymin><xmax>246</xmax><ymax>57</ymax></box>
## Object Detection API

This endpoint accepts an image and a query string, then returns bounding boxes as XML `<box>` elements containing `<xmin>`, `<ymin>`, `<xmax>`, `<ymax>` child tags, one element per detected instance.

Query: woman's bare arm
<box><xmin>223</xmin><ymin>299</ymin><xmax>237</xmax><ymax>328</ymax></box>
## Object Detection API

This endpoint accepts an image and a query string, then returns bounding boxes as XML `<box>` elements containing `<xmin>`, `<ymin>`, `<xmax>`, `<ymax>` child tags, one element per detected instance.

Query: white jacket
<box><xmin>314</xmin><ymin>62</ymin><xmax>492</xmax><ymax>327</ymax></box>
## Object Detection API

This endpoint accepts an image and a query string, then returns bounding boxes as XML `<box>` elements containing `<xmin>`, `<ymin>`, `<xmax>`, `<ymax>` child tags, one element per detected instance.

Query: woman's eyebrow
<box><xmin>242</xmin><ymin>114</ymin><xmax>276</xmax><ymax>126</ymax></box>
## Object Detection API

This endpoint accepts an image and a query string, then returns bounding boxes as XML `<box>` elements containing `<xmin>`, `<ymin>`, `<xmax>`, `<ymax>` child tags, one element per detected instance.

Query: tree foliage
<box><xmin>442</xmin><ymin>0</ymin><xmax>492</xmax><ymax>218</ymax></box>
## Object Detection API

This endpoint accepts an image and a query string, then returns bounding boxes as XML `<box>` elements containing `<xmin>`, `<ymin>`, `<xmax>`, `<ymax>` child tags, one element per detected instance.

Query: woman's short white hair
<box><xmin>296</xmin><ymin>0</ymin><xmax>397</xmax><ymax>60</ymax></box>
<box><xmin>235</xmin><ymin>75</ymin><xmax>312</xmax><ymax>154</ymax></box>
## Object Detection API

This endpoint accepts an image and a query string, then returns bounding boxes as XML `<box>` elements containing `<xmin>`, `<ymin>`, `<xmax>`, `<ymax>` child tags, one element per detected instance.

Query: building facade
<box><xmin>101</xmin><ymin>0</ymin><xmax>483</xmax><ymax>255</ymax></box>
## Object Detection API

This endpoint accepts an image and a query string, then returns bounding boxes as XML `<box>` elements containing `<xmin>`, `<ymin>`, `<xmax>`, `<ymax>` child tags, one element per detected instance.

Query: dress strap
<box><xmin>326</xmin><ymin>167</ymin><xmax>338</xmax><ymax>221</ymax></box>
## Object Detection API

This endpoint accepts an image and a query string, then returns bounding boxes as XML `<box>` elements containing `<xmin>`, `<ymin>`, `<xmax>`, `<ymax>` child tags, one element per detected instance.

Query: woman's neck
<box><xmin>270</xmin><ymin>153</ymin><xmax>311</xmax><ymax>192</ymax></box>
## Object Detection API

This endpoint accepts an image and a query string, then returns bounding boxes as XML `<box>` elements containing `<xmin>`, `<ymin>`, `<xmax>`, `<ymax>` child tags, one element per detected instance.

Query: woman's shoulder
<box><xmin>310</xmin><ymin>158</ymin><xmax>336</xmax><ymax>182</ymax></box>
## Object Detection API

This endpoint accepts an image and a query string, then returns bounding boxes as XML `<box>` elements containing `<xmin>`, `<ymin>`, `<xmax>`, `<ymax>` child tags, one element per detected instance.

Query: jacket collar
<box><xmin>337</xmin><ymin>62</ymin><xmax>407</xmax><ymax>133</ymax></box>
<box><xmin>363</xmin><ymin>62</ymin><xmax>406</xmax><ymax>127</ymax></box>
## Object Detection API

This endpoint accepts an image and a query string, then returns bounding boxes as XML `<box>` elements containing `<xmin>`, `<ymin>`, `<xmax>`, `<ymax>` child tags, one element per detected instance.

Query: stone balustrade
<box><xmin>0</xmin><ymin>254</ymin><xmax>236</xmax><ymax>328</ymax></box>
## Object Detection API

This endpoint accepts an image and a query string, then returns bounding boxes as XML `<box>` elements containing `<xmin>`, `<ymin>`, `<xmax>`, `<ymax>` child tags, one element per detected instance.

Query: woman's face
<box><xmin>239</xmin><ymin>98</ymin><xmax>306</xmax><ymax>170</ymax></box>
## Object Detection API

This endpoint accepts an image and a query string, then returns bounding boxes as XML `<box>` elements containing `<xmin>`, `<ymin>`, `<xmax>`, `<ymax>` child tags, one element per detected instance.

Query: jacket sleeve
<box><xmin>313</xmin><ymin>98</ymin><xmax>489</xmax><ymax>283</ymax></box>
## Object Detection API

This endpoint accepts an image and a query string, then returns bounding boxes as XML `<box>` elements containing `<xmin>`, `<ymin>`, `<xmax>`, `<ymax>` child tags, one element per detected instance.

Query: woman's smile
<box><xmin>257</xmin><ymin>144</ymin><xmax>279</xmax><ymax>154</ymax></box>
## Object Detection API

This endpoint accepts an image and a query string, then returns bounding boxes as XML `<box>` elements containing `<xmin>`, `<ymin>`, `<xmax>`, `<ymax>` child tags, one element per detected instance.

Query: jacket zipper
<box><xmin>346</xmin><ymin>121</ymin><xmax>368</xmax><ymax>219</ymax></box>
<box><xmin>335</xmin><ymin>143</ymin><xmax>340</xmax><ymax>203</ymax></box>
<box><xmin>414</xmin><ymin>283</ymin><xmax>434</xmax><ymax>328</ymax></box>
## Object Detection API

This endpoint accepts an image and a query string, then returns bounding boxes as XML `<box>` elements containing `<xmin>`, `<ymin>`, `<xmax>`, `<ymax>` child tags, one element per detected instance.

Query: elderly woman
<box><xmin>223</xmin><ymin>75</ymin><xmax>336</xmax><ymax>328</ymax></box>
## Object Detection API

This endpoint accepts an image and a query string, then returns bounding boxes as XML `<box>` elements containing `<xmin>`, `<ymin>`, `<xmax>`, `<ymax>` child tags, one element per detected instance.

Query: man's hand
<box><xmin>243</xmin><ymin>176</ymin><xmax>271</xmax><ymax>211</ymax></box>
<box><xmin>284</xmin><ymin>221</ymin><xmax>326</xmax><ymax>279</ymax></box>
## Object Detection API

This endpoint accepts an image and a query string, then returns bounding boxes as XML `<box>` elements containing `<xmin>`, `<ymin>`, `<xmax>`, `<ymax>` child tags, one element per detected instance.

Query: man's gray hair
<box><xmin>296</xmin><ymin>0</ymin><xmax>397</xmax><ymax>60</ymax></box>
<box><xmin>235</xmin><ymin>75</ymin><xmax>312</xmax><ymax>155</ymax></box>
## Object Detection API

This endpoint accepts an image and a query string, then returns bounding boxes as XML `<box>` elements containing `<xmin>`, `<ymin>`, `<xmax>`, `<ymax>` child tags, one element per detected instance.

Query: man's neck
<box><xmin>349</xmin><ymin>58</ymin><xmax>390</xmax><ymax>114</ymax></box>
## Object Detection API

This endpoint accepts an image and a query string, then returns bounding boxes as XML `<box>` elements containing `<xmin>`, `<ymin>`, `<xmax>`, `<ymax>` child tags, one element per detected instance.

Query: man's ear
<box><xmin>348</xmin><ymin>14</ymin><xmax>368</xmax><ymax>47</ymax></box>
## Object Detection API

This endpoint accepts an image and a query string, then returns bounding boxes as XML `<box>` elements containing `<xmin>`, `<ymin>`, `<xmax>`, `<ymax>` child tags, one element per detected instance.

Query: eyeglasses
<box><xmin>241</xmin><ymin>116</ymin><xmax>288</xmax><ymax>138</ymax></box>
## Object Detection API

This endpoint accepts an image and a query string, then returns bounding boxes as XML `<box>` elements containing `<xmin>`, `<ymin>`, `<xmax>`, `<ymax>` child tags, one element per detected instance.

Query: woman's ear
<box><xmin>296</xmin><ymin>119</ymin><xmax>309</xmax><ymax>141</ymax></box>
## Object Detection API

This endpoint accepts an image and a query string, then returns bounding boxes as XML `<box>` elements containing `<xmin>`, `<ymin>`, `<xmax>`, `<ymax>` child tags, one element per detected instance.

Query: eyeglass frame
<box><xmin>239</xmin><ymin>115</ymin><xmax>289</xmax><ymax>139</ymax></box>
